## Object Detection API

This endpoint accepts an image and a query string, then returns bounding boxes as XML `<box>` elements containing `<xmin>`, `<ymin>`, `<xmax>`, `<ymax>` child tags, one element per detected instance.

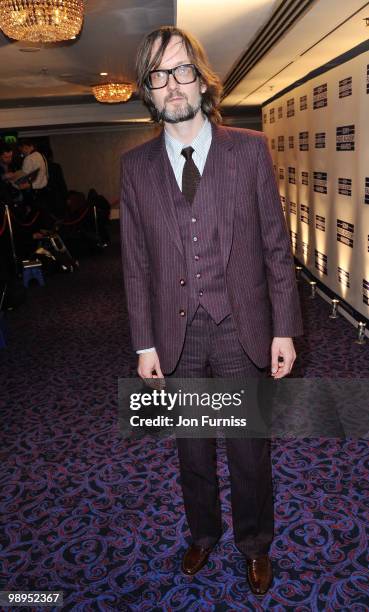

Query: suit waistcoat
<box><xmin>166</xmin><ymin>151</ymin><xmax>232</xmax><ymax>324</ymax></box>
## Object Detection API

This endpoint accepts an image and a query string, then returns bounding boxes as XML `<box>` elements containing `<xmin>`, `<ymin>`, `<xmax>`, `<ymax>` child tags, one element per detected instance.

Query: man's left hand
<box><xmin>271</xmin><ymin>337</ymin><xmax>296</xmax><ymax>379</ymax></box>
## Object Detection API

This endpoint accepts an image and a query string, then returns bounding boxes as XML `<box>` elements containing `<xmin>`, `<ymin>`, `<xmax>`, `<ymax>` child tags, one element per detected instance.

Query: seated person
<box><xmin>44</xmin><ymin>148</ymin><xmax>68</xmax><ymax>218</ymax></box>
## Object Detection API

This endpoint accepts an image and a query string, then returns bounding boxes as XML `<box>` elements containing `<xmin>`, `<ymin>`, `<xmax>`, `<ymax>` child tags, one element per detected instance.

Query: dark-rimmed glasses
<box><xmin>147</xmin><ymin>64</ymin><xmax>199</xmax><ymax>90</ymax></box>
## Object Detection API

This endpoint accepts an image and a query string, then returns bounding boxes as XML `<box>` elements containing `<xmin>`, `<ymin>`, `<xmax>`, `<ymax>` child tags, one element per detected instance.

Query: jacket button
<box><xmin>179</xmin><ymin>309</ymin><xmax>186</xmax><ymax>316</ymax></box>
<box><xmin>180</xmin><ymin>279</ymin><xmax>186</xmax><ymax>286</ymax></box>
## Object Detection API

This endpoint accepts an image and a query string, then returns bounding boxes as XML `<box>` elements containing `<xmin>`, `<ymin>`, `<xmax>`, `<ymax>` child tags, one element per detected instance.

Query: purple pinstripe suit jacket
<box><xmin>120</xmin><ymin>123</ymin><xmax>303</xmax><ymax>374</ymax></box>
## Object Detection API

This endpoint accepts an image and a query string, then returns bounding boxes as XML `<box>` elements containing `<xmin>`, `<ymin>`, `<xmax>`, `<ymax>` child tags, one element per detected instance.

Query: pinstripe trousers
<box><xmin>170</xmin><ymin>305</ymin><xmax>274</xmax><ymax>559</ymax></box>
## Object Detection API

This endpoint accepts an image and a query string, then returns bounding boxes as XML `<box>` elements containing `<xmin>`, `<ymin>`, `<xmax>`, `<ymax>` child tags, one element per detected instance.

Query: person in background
<box><xmin>0</xmin><ymin>144</ymin><xmax>25</xmax><ymax>309</ymax></box>
<box><xmin>0</xmin><ymin>144</ymin><xmax>15</xmax><ymax>180</ymax></box>
<box><xmin>0</xmin><ymin>143</ymin><xmax>24</xmax><ymax>211</ymax></box>
<box><xmin>44</xmin><ymin>148</ymin><xmax>68</xmax><ymax>219</ymax></box>
<box><xmin>0</xmin><ymin>145</ymin><xmax>15</xmax><ymax>299</ymax></box>
<box><xmin>16</xmin><ymin>139</ymin><xmax>53</xmax><ymax>228</ymax></box>
<box><xmin>18</xmin><ymin>139</ymin><xmax>48</xmax><ymax>190</ymax></box>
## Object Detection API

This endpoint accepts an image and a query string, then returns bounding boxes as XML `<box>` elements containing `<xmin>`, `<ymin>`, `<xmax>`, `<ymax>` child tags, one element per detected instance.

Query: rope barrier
<box><xmin>61</xmin><ymin>206</ymin><xmax>91</xmax><ymax>226</ymax></box>
<box><xmin>1</xmin><ymin>203</ymin><xmax>92</xmax><ymax>234</ymax></box>
<box><xmin>12</xmin><ymin>211</ymin><xmax>40</xmax><ymax>227</ymax></box>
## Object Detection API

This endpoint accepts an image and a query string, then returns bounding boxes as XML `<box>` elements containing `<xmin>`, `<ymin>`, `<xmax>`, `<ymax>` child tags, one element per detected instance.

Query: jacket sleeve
<box><xmin>120</xmin><ymin>156</ymin><xmax>154</xmax><ymax>351</ymax></box>
<box><xmin>256</xmin><ymin>134</ymin><xmax>303</xmax><ymax>337</ymax></box>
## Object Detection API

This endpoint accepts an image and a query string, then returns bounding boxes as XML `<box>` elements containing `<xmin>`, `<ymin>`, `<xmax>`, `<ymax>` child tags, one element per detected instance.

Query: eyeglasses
<box><xmin>147</xmin><ymin>64</ymin><xmax>199</xmax><ymax>90</ymax></box>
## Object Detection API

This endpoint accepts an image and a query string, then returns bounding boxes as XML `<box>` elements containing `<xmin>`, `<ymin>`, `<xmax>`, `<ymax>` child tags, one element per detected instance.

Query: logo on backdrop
<box><xmin>278</xmin><ymin>105</ymin><xmax>283</xmax><ymax>119</ymax></box>
<box><xmin>270</xmin><ymin>108</ymin><xmax>275</xmax><ymax>123</ymax></box>
<box><xmin>271</xmin><ymin>138</ymin><xmax>275</xmax><ymax>150</ymax></box>
<box><xmin>365</xmin><ymin>178</ymin><xmax>369</xmax><ymax>204</ymax></box>
<box><xmin>290</xmin><ymin>201</ymin><xmax>297</xmax><ymax>215</ymax></box>
<box><xmin>263</xmin><ymin>112</ymin><xmax>267</xmax><ymax>124</ymax></box>
<box><xmin>300</xmin><ymin>95</ymin><xmax>308</xmax><ymax>111</ymax></box>
<box><xmin>300</xmin><ymin>204</ymin><xmax>310</xmax><ymax>225</ymax></box>
<box><xmin>279</xmin><ymin>167</ymin><xmax>285</xmax><ymax>180</ymax></box>
<box><xmin>337</xmin><ymin>219</ymin><xmax>354</xmax><ymax>248</ymax></box>
<box><xmin>288</xmin><ymin>136</ymin><xmax>294</xmax><ymax>149</ymax></box>
<box><xmin>288</xmin><ymin>167</ymin><xmax>296</xmax><ymax>184</ymax></box>
<box><xmin>363</xmin><ymin>279</ymin><xmax>369</xmax><ymax>306</ymax></box>
<box><xmin>280</xmin><ymin>195</ymin><xmax>286</xmax><ymax>213</ymax></box>
<box><xmin>299</xmin><ymin>131</ymin><xmax>309</xmax><ymax>151</ymax></box>
<box><xmin>278</xmin><ymin>135</ymin><xmax>285</xmax><ymax>151</ymax></box>
<box><xmin>315</xmin><ymin>132</ymin><xmax>326</xmax><ymax>149</ymax></box>
<box><xmin>287</xmin><ymin>98</ymin><xmax>295</xmax><ymax>117</ymax></box>
<box><xmin>339</xmin><ymin>76</ymin><xmax>352</xmax><ymax>98</ymax></box>
<box><xmin>338</xmin><ymin>266</ymin><xmax>350</xmax><ymax>289</ymax></box>
<box><xmin>338</xmin><ymin>178</ymin><xmax>352</xmax><ymax>196</ymax></box>
<box><xmin>336</xmin><ymin>125</ymin><xmax>355</xmax><ymax>151</ymax></box>
<box><xmin>315</xmin><ymin>214</ymin><xmax>326</xmax><ymax>232</ymax></box>
<box><xmin>315</xmin><ymin>250</ymin><xmax>328</xmax><ymax>275</ymax></box>
<box><xmin>302</xmin><ymin>241</ymin><xmax>309</xmax><ymax>258</ymax></box>
<box><xmin>301</xmin><ymin>171</ymin><xmax>309</xmax><ymax>186</ymax></box>
<box><xmin>313</xmin><ymin>83</ymin><xmax>328</xmax><ymax>109</ymax></box>
<box><xmin>314</xmin><ymin>172</ymin><xmax>328</xmax><ymax>194</ymax></box>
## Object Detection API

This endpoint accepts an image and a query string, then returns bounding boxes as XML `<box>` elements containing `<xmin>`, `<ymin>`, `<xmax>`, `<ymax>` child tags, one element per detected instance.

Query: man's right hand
<box><xmin>137</xmin><ymin>350</ymin><xmax>164</xmax><ymax>381</ymax></box>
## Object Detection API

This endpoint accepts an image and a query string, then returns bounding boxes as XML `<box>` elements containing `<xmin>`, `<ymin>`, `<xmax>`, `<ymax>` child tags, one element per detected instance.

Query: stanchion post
<box><xmin>354</xmin><ymin>322</ymin><xmax>366</xmax><ymax>345</ymax></box>
<box><xmin>309</xmin><ymin>280</ymin><xmax>316</xmax><ymax>299</ymax></box>
<box><xmin>93</xmin><ymin>205</ymin><xmax>102</xmax><ymax>248</ymax></box>
<box><xmin>329</xmin><ymin>298</ymin><xmax>339</xmax><ymax>319</ymax></box>
<box><xmin>4</xmin><ymin>204</ymin><xmax>19</xmax><ymax>275</ymax></box>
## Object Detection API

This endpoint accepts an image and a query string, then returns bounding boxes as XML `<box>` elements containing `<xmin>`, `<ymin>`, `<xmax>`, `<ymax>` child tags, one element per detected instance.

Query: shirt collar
<box><xmin>164</xmin><ymin>116</ymin><xmax>211</xmax><ymax>160</ymax></box>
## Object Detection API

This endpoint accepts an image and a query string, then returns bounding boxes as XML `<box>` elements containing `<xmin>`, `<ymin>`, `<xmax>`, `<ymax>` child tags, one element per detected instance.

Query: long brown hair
<box><xmin>136</xmin><ymin>26</ymin><xmax>222</xmax><ymax>124</ymax></box>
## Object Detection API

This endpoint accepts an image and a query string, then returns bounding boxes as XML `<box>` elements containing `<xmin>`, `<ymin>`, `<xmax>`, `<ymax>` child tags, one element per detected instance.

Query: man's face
<box><xmin>20</xmin><ymin>144</ymin><xmax>32</xmax><ymax>156</ymax></box>
<box><xmin>0</xmin><ymin>151</ymin><xmax>12</xmax><ymax>165</ymax></box>
<box><xmin>149</xmin><ymin>35</ymin><xmax>206</xmax><ymax>124</ymax></box>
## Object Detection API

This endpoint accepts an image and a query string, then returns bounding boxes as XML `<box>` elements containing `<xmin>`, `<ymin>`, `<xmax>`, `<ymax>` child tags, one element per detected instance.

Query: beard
<box><xmin>154</xmin><ymin>91</ymin><xmax>202</xmax><ymax>124</ymax></box>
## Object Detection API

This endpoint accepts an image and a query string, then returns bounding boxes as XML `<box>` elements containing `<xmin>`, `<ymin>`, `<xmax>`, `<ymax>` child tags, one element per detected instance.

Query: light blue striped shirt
<box><xmin>137</xmin><ymin>117</ymin><xmax>212</xmax><ymax>355</ymax></box>
<box><xmin>164</xmin><ymin>116</ymin><xmax>212</xmax><ymax>190</ymax></box>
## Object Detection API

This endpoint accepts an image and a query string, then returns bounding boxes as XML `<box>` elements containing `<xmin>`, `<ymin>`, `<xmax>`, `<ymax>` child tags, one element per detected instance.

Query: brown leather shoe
<box><xmin>246</xmin><ymin>555</ymin><xmax>273</xmax><ymax>596</ymax></box>
<box><xmin>181</xmin><ymin>544</ymin><xmax>213</xmax><ymax>575</ymax></box>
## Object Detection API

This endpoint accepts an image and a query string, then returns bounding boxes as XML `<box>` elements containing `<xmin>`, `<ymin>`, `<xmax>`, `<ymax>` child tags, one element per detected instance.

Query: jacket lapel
<box><xmin>148</xmin><ymin>132</ymin><xmax>184</xmax><ymax>257</ymax></box>
<box><xmin>210</xmin><ymin>124</ymin><xmax>237</xmax><ymax>270</ymax></box>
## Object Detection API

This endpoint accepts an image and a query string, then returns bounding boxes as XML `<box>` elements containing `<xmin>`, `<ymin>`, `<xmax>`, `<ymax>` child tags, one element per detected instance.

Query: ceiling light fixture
<box><xmin>92</xmin><ymin>82</ymin><xmax>133</xmax><ymax>104</ymax></box>
<box><xmin>99</xmin><ymin>72</ymin><xmax>108</xmax><ymax>76</ymax></box>
<box><xmin>0</xmin><ymin>0</ymin><xmax>84</xmax><ymax>43</ymax></box>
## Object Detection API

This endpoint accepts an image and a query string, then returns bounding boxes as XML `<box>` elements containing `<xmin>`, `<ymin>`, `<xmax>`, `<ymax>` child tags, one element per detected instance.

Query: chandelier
<box><xmin>0</xmin><ymin>0</ymin><xmax>84</xmax><ymax>43</ymax></box>
<box><xmin>92</xmin><ymin>83</ymin><xmax>133</xmax><ymax>104</ymax></box>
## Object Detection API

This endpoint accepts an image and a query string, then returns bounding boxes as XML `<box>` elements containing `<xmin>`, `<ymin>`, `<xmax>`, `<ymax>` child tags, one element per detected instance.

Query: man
<box><xmin>0</xmin><ymin>144</ymin><xmax>16</xmax><ymax>202</ymax></box>
<box><xmin>0</xmin><ymin>144</ymin><xmax>15</xmax><ymax>181</ymax></box>
<box><xmin>120</xmin><ymin>26</ymin><xmax>303</xmax><ymax>596</ymax></box>
<box><xmin>18</xmin><ymin>139</ymin><xmax>48</xmax><ymax>191</ymax></box>
<box><xmin>16</xmin><ymin>139</ymin><xmax>54</xmax><ymax>228</ymax></box>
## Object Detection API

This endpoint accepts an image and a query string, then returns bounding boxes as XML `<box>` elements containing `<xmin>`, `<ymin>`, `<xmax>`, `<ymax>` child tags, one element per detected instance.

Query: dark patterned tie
<box><xmin>181</xmin><ymin>146</ymin><xmax>201</xmax><ymax>204</ymax></box>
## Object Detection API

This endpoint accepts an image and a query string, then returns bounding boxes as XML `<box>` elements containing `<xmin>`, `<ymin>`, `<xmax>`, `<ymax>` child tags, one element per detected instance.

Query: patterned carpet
<box><xmin>1</xmin><ymin>223</ymin><xmax>368</xmax><ymax>611</ymax></box>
